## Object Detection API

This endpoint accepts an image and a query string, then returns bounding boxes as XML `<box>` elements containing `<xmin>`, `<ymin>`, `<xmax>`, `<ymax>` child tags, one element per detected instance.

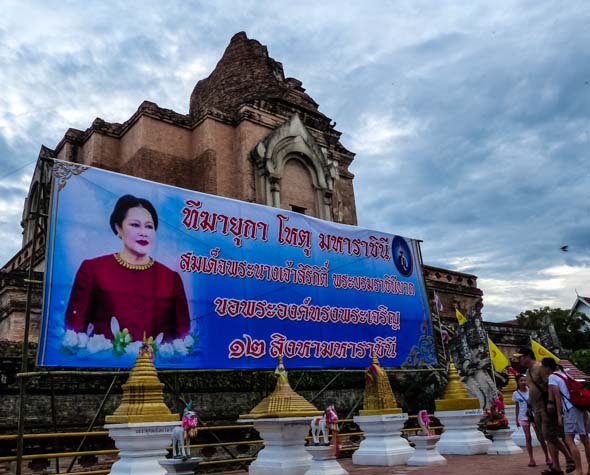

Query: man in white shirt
<box><xmin>543</xmin><ymin>357</ymin><xmax>590</xmax><ymax>475</ymax></box>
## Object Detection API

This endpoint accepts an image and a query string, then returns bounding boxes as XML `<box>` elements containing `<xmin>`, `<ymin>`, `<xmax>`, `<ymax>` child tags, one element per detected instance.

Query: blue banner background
<box><xmin>38</xmin><ymin>162</ymin><xmax>437</xmax><ymax>369</ymax></box>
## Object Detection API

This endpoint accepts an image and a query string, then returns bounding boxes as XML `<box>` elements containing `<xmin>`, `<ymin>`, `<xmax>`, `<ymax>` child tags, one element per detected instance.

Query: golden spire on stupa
<box><xmin>106</xmin><ymin>344</ymin><xmax>179</xmax><ymax>424</ymax></box>
<box><xmin>359</xmin><ymin>351</ymin><xmax>401</xmax><ymax>415</ymax></box>
<box><xmin>435</xmin><ymin>361</ymin><xmax>480</xmax><ymax>411</ymax></box>
<box><xmin>501</xmin><ymin>372</ymin><xmax>517</xmax><ymax>406</ymax></box>
<box><xmin>239</xmin><ymin>356</ymin><xmax>322</xmax><ymax>419</ymax></box>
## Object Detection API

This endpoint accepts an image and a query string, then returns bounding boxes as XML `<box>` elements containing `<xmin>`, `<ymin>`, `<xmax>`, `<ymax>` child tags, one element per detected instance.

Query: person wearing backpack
<box><xmin>516</xmin><ymin>347</ymin><xmax>574</xmax><ymax>475</ymax></box>
<box><xmin>543</xmin><ymin>357</ymin><xmax>590</xmax><ymax>475</ymax></box>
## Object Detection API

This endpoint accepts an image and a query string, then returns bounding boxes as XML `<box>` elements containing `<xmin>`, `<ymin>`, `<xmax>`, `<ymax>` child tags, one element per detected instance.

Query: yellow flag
<box><xmin>531</xmin><ymin>339</ymin><xmax>560</xmax><ymax>363</ymax></box>
<box><xmin>455</xmin><ymin>308</ymin><xmax>467</xmax><ymax>325</ymax></box>
<box><xmin>488</xmin><ymin>338</ymin><xmax>510</xmax><ymax>372</ymax></box>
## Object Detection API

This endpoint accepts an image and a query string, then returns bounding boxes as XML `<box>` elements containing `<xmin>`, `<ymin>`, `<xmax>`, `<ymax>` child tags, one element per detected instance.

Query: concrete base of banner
<box><xmin>407</xmin><ymin>435</ymin><xmax>447</xmax><ymax>466</ymax></box>
<box><xmin>158</xmin><ymin>457</ymin><xmax>202</xmax><ymax>475</ymax></box>
<box><xmin>434</xmin><ymin>409</ymin><xmax>492</xmax><ymax>455</ymax></box>
<box><xmin>240</xmin><ymin>417</ymin><xmax>314</xmax><ymax>475</ymax></box>
<box><xmin>487</xmin><ymin>428</ymin><xmax>522</xmax><ymax>455</ymax></box>
<box><xmin>304</xmin><ymin>445</ymin><xmax>349</xmax><ymax>475</ymax></box>
<box><xmin>352</xmin><ymin>413</ymin><xmax>413</xmax><ymax>466</ymax></box>
<box><xmin>105</xmin><ymin>421</ymin><xmax>180</xmax><ymax>475</ymax></box>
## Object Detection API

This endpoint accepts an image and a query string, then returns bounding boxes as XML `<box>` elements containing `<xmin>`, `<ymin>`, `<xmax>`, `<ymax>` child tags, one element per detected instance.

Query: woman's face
<box><xmin>115</xmin><ymin>206</ymin><xmax>155</xmax><ymax>257</ymax></box>
<box><xmin>517</xmin><ymin>376</ymin><xmax>527</xmax><ymax>389</ymax></box>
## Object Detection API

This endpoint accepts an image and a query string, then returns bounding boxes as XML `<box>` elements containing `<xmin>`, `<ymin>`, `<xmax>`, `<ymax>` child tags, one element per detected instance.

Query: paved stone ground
<box><xmin>13</xmin><ymin>444</ymin><xmax>587</xmax><ymax>474</ymax></box>
<box><xmin>215</xmin><ymin>450</ymin><xmax>589</xmax><ymax>475</ymax></box>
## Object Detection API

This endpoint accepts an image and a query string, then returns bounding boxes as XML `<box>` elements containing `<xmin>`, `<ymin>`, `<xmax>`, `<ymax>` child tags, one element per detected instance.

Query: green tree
<box><xmin>515</xmin><ymin>306</ymin><xmax>590</xmax><ymax>352</ymax></box>
<box><xmin>571</xmin><ymin>349</ymin><xmax>590</xmax><ymax>375</ymax></box>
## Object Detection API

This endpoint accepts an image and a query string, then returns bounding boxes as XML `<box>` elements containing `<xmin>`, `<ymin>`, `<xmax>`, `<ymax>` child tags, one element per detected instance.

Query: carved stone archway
<box><xmin>252</xmin><ymin>114</ymin><xmax>337</xmax><ymax>221</ymax></box>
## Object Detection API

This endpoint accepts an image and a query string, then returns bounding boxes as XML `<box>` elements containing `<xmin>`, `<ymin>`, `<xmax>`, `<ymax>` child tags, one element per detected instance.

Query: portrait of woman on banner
<box><xmin>63</xmin><ymin>194</ymin><xmax>193</xmax><ymax>358</ymax></box>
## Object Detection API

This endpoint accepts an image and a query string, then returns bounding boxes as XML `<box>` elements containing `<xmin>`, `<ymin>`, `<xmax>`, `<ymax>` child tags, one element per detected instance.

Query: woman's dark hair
<box><xmin>516</xmin><ymin>373</ymin><xmax>527</xmax><ymax>383</ymax></box>
<box><xmin>541</xmin><ymin>357</ymin><xmax>558</xmax><ymax>371</ymax></box>
<box><xmin>109</xmin><ymin>195</ymin><xmax>158</xmax><ymax>235</ymax></box>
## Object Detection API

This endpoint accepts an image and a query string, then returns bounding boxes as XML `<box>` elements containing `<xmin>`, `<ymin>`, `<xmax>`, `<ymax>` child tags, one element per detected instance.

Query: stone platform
<box><xmin>213</xmin><ymin>450</ymin><xmax>588</xmax><ymax>475</ymax></box>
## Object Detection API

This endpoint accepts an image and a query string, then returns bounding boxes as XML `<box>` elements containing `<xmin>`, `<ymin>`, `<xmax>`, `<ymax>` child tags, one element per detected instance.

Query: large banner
<box><xmin>38</xmin><ymin>160</ymin><xmax>437</xmax><ymax>369</ymax></box>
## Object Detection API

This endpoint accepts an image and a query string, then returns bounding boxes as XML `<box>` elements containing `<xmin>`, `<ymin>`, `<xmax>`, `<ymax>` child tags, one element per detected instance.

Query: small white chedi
<box><xmin>239</xmin><ymin>356</ymin><xmax>323</xmax><ymax>475</ymax></box>
<box><xmin>434</xmin><ymin>362</ymin><xmax>492</xmax><ymax>455</ymax></box>
<box><xmin>104</xmin><ymin>341</ymin><xmax>182</xmax><ymax>475</ymax></box>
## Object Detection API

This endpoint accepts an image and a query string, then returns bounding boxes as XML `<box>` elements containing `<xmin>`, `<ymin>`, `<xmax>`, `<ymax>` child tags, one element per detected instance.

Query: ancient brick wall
<box><xmin>280</xmin><ymin>158</ymin><xmax>319</xmax><ymax>215</ymax></box>
<box><xmin>46</xmin><ymin>32</ymin><xmax>355</xmax><ymax>225</ymax></box>
<box><xmin>0</xmin><ymin>32</ymin><xmax>493</xmax><ymax>435</ymax></box>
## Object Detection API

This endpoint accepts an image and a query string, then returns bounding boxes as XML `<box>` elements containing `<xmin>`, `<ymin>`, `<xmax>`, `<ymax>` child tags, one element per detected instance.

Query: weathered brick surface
<box><xmin>0</xmin><ymin>271</ymin><xmax>42</xmax><ymax>342</ymax></box>
<box><xmin>423</xmin><ymin>264</ymin><xmax>483</xmax><ymax>321</ymax></box>
<box><xmin>47</xmin><ymin>32</ymin><xmax>356</xmax><ymax>225</ymax></box>
<box><xmin>189</xmin><ymin>32</ymin><xmax>323</xmax><ymax>121</ymax></box>
<box><xmin>120</xmin><ymin>146</ymin><xmax>198</xmax><ymax>191</ymax></box>
<box><xmin>281</xmin><ymin>159</ymin><xmax>318</xmax><ymax>215</ymax></box>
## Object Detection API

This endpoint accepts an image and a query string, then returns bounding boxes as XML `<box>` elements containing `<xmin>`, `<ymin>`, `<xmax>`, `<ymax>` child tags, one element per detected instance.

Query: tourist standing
<box><xmin>513</xmin><ymin>373</ymin><xmax>551</xmax><ymax>467</ymax></box>
<box><xmin>543</xmin><ymin>357</ymin><xmax>590</xmax><ymax>475</ymax></box>
<box><xmin>515</xmin><ymin>347</ymin><xmax>574</xmax><ymax>475</ymax></box>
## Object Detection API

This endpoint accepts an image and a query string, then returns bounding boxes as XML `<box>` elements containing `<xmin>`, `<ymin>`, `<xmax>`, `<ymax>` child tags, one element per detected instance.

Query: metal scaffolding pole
<box><xmin>15</xmin><ymin>156</ymin><xmax>50</xmax><ymax>475</ymax></box>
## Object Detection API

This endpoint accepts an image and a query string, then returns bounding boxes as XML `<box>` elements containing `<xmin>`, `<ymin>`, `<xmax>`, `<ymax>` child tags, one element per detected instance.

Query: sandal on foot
<box><xmin>566</xmin><ymin>460</ymin><xmax>576</xmax><ymax>473</ymax></box>
<box><xmin>542</xmin><ymin>469</ymin><xmax>564</xmax><ymax>475</ymax></box>
<box><xmin>528</xmin><ymin>462</ymin><xmax>537</xmax><ymax>467</ymax></box>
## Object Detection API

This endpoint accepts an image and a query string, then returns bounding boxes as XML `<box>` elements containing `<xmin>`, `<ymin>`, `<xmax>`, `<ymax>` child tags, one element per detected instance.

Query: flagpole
<box><xmin>435</xmin><ymin>306</ymin><xmax>445</xmax><ymax>362</ymax></box>
<box><xmin>433</xmin><ymin>292</ymin><xmax>449</xmax><ymax>363</ymax></box>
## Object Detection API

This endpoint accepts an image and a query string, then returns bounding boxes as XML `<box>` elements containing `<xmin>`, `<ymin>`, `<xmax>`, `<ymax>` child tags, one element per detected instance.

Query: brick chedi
<box><xmin>1</xmin><ymin>31</ymin><xmax>358</xmax><ymax>343</ymax></box>
<box><xmin>190</xmin><ymin>32</ymin><xmax>323</xmax><ymax>121</ymax></box>
<box><xmin>1</xmin><ymin>31</ymin><xmax>485</xmax><ymax>349</ymax></box>
<box><xmin>0</xmin><ymin>32</ymin><xmax>492</xmax><ymax>434</ymax></box>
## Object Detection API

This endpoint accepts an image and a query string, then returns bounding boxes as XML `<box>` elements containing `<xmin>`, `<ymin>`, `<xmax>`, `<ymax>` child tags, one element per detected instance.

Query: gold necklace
<box><xmin>114</xmin><ymin>253</ymin><xmax>154</xmax><ymax>270</ymax></box>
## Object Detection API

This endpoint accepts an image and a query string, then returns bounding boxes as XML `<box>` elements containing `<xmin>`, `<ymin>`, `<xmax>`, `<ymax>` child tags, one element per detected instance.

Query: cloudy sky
<box><xmin>1</xmin><ymin>1</ymin><xmax>589</xmax><ymax>322</ymax></box>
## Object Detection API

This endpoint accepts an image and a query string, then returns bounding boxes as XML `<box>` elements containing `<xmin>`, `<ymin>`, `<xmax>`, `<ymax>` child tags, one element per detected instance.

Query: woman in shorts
<box><xmin>513</xmin><ymin>373</ymin><xmax>551</xmax><ymax>467</ymax></box>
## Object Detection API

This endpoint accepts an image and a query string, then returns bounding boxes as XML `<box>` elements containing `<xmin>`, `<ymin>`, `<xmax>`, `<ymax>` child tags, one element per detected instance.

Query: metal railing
<box><xmin>0</xmin><ymin>416</ymin><xmax>444</xmax><ymax>473</ymax></box>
